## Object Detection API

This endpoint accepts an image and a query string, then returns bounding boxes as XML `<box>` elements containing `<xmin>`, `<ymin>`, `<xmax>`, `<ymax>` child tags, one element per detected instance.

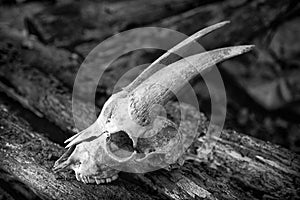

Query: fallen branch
<box><xmin>25</xmin><ymin>0</ymin><xmax>209</xmax><ymax>47</ymax></box>
<box><xmin>0</xmin><ymin>100</ymin><xmax>299</xmax><ymax>199</ymax></box>
<box><xmin>0</xmin><ymin>0</ymin><xmax>299</xmax><ymax>198</ymax></box>
<box><xmin>0</xmin><ymin>40</ymin><xmax>299</xmax><ymax>197</ymax></box>
<box><xmin>0</xmin><ymin>104</ymin><xmax>158</xmax><ymax>200</ymax></box>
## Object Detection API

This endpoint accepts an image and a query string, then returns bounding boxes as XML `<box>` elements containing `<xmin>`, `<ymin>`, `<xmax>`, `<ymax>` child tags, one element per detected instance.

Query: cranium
<box><xmin>53</xmin><ymin>21</ymin><xmax>254</xmax><ymax>184</ymax></box>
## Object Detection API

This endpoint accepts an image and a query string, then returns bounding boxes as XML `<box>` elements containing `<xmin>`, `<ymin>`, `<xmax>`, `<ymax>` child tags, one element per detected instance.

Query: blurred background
<box><xmin>0</xmin><ymin>0</ymin><xmax>299</xmax><ymax>153</ymax></box>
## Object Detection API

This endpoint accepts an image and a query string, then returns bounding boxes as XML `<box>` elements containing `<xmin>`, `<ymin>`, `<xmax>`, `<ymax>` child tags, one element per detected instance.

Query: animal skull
<box><xmin>53</xmin><ymin>21</ymin><xmax>254</xmax><ymax>184</ymax></box>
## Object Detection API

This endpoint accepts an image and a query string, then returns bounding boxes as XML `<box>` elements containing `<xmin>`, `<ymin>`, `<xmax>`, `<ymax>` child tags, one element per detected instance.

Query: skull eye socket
<box><xmin>106</xmin><ymin>125</ymin><xmax>180</xmax><ymax>162</ymax></box>
<box><xmin>107</xmin><ymin>131</ymin><xmax>134</xmax><ymax>158</ymax></box>
<box><xmin>136</xmin><ymin>126</ymin><xmax>178</xmax><ymax>154</ymax></box>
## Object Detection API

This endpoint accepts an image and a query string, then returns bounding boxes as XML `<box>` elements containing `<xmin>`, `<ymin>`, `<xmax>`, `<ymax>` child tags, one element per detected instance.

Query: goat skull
<box><xmin>53</xmin><ymin>21</ymin><xmax>254</xmax><ymax>184</ymax></box>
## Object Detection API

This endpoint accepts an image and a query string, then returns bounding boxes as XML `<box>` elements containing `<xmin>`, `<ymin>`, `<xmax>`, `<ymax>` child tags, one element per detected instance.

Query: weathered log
<box><xmin>4</xmin><ymin>0</ymin><xmax>296</xmax><ymax>100</ymax></box>
<box><xmin>0</xmin><ymin>33</ymin><xmax>97</xmax><ymax>134</ymax></box>
<box><xmin>0</xmin><ymin>0</ymin><xmax>299</xmax><ymax>199</ymax></box>
<box><xmin>21</xmin><ymin>0</ymin><xmax>300</xmax><ymax>113</ymax></box>
<box><xmin>0</xmin><ymin>98</ymin><xmax>299</xmax><ymax>199</ymax></box>
<box><xmin>156</xmin><ymin>0</ymin><xmax>299</xmax><ymax>47</ymax></box>
<box><xmin>0</xmin><ymin>15</ymin><xmax>299</xmax><ymax>200</ymax></box>
<box><xmin>0</xmin><ymin>168</ymin><xmax>42</xmax><ymax>200</ymax></box>
<box><xmin>24</xmin><ymin>0</ymin><xmax>296</xmax><ymax>57</ymax></box>
<box><xmin>0</xmin><ymin>43</ymin><xmax>299</xmax><ymax>198</ymax></box>
<box><xmin>24</xmin><ymin>0</ymin><xmax>209</xmax><ymax>48</ymax></box>
<box><xmin>139</xmin><ymin>102</ymin><xmax>300</xmax><ymax>200</ymax></box>
<box><xmin>0</xmin><ymin>91</ymin><xmax>65</xmax><ymax>145</ymax></box>
<box><xmin>1</xmin><ymin>0</ymin><xmax>291</xmax><ymax>107</ymax></box>
<box><xmin>0</xmin><ymin>27</ymin><xmax>80</xmax><ymax>94</ymax></box>
<box><xmin>0</xmin><ymin>103</ymin><xmax>158</xmax><ymax>200</ymax></box>
<box><xmin>0</xmin><ymin>27</ymin><xmax>145</xmax><ymax>105</ymax></box>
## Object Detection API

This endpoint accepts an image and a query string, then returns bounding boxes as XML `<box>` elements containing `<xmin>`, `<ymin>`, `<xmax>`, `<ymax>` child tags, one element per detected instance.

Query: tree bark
<box><xmin>0</xmin><ymin>39</ymin><xmax>299</xmax><ymax>197</ymax></box>
<box><xmin>0</xmin><ymin>104</ymin><xmax>158</xmax><ymax>200</ymax></box>
<box><xmin>0</xmin><ymin>0</ymin><xmax>299</xmax><ymax>199</ymax></box>
<box><xmin>0</xmin><ymin>31</ymin><xmax>98</xmax><ymax>133</ymax></box>
<box><xmin>0</xmin><ymin>99</ymin><xmax>299</xmax><ymax>200</ymax></box>
<box><xmin>24</xmin><ymin>0</ymin><xmax>211</xmax><ymax>48</ymax></box>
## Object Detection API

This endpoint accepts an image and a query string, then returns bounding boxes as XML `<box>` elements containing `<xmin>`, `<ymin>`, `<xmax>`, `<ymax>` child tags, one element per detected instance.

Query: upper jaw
<box><xmin>74</xmin><ymin>171</ymin><xmax>119</xmax><ymax>184</ymax></box>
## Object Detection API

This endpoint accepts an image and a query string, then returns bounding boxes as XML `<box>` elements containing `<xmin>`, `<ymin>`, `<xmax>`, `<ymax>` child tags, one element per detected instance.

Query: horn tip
<box><xmin>231</xmin><ymin>45</ymin><xmax>255</xmax><ymax>55</ymax></box>
<box><xmin>221</xmin><ymin>20</ymin><xmax>231</xmax><ymax>25</ymax></box>
<box><xmin>241</xmin><ymin>45</ymin><xmax>255</xmax><ymax>52</ymax></box>
<box><xmin>214</xmin><ymin>21</ymin><xmax>230</xmax><ymax>28</ymax></box>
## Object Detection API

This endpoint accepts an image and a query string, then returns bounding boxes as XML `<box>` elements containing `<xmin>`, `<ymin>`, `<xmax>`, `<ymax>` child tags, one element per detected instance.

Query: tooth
<box><xmin>106</xmin><ymin>178</ymin><xmax>112</xmax><ymax>183</ymax></box>
<box><xmin>75</xmin><ymin>173</ymin><xmax>80</xmax><ymax>181</ymax></box>
<box><xmin>100</xmin><ymin>179</ymin><xmax>105</xmax><ymax>183</ymax></box>
<box><xmin>84</xmin><ymin>176</ymin><xmax>89</xmax><ymax>183</ymax></box>
<box><xmin>95</xmin><ymin>177</ymin><xmax>101</xmax><ymax>184</ymax></box>
<box><xmin>87</xmin><ymin>176</ymin><xmax>95</xmax><ymax>183</ymax></box>
<box><xmin>80</xmin><ymin>175</ymin><xmax>86</xmax><ymax>183</ymax></box>
<box><xmin>111</xmin><ymin>175</ymin><xmax>118</xmax><ymax>181</ymax></box>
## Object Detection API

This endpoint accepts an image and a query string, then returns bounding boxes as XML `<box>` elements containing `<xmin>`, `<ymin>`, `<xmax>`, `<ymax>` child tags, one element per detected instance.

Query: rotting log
<box><xmin>0</xmin><ymin>168</ymin><xmax>43</xmax><ymax>200</ymax></box>
<box><xmin>0</xmin><ymin>103</ymin><xmax>158</xmax><ymax>200</ymax></box>
<box><xmin>0</xmin><ymin>99</ymin><xmax>299</xmax><ymax>200</ymax></box>
<box><xmin>156</xmin><ymin>0</ymin><xmax>299</xmax><ymax>48</ymax></box>
<box><xmin>0</xmin><ymin>0</ymin><xmax>299</xmax><ymax>199</ymax></box>
<box><xmin>2</xmin><ymin>0</ymin><xmax>295</xmax><ymax>99</ymax></box>
<box><xmin>19</xmin><ymin>0</ymin><xmax>300</xmax><ymax>110</ymax></box>
<box><xmin>24</xmin><ymin>0</ymin><xmax>297</xmax><ymax>56</ymax></box>
<box><xmin>137</xmin><ymin>102</ymin><xmax>300</xmax><ymax>200</ymax></box>
<box><xmin>0</xmin><ymin>27</ymin><xmax>144</xmax><ymax>105</ymax></box>
<box><xmin>0</xmin><ymin>33</ymin><xmax>97</xmax><ymax>134</ymax></box>
<box><xmin>0</xmin><ymin>27</ymin><xmax>80</xmax><ymax>94</ymax></box>
<box><xmin>24</xmin><ymin>0</ymin><xmax>210</xmax><ymax>48</ymax></box>
<box><xmin>0</xmin><ymin>42</ymin><xmax>298</xmax><ymax>198</ymax></box>
<box><xmin>0</xmin><ymin>15</ymin><xmax>299</xmax><ymax>200</ymax></box>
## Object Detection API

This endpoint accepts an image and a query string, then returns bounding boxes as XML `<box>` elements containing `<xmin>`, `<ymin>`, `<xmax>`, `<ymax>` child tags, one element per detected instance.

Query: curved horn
<box><xmin>125</xmin><ymin>21</ymin><xmax>230</xmax><ymax>92</ymax></box>
<box><xmin>128</xmin><ymin>45</ymin><xmax>254</xmax><ymax>126</ymax></box>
